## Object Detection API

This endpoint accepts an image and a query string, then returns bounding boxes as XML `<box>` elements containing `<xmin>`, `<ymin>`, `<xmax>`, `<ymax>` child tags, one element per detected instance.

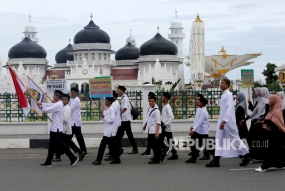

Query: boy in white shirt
<box><xmin>143</xmin><ymin>96</ymin><xmax>162</xmax><ymax>164</ymax></box>
<box><xmin>92</xmin><ymin>97</ymin><xmax>121</xmax><ymax>165</ymax></box>
<box><xmin>186</xmin><ymin>96</ymin><xmax>210</xmax><ymax>163</ymax></box>
<box><xmin>161</xmin><ymin>92</ymin><xmax>178</xmax><ymax>160</ymax></box>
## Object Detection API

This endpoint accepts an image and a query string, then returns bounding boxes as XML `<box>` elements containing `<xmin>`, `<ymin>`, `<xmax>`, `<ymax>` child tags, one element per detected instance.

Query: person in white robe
<box><xmin>206</xmin><ymin>79</ymin><xmax>250</xmax><ymax>167</ymax></box>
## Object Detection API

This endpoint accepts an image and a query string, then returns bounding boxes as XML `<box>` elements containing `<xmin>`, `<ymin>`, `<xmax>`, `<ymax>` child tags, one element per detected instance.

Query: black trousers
<box><xmin>144</xmin><ymin>133</ymin><xmax>152</xmax><ymax>154</ymax></box>
<box><xmin>161</xmin><ymin>124</ymin><xmax>177</xmax><ymax>154</ymax></box>
<box><xmin>55</xmin><ymin>134</ymin><xmax>81</xmax><ymax>158</ymax></box>
<box><xmin>190</xmin><ymin>132</ymin><xmax>210</xmax><ymax>159</ymax></box>
<box><xmin>117</xmin><ymin>121</ymin><xmax>138</xmax><ymax>151</ymax></box>
<box><xmin>71</xmin><ymin>125</ymin><xmax>87</xmax><ymax>154</ymax></box>
<box><xmin>148</xmin><ymin>134</ymin><xmax>163</xmax><ymax>162</ymax></box>
<box><xmin>45</xmin><ymin>131</ymin><xmax>76</xmax><ymax>164</ymax></box>
<box><xmin>96</xmin><ymin>136</ymin><xmax>120</xmax><ymax>162</ymax></box>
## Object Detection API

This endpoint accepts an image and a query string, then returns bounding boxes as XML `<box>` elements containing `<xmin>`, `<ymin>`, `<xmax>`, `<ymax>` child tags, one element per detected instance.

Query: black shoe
<box><xmin>52</xmin><ymin>158</ymin><xmax>61</xmax><ymax>162</ymax></box>
<box><xmin>139</xmin><ymin>152</ymin><xmax>151</xmax><ymax>157</ymax></box>
<box><xmin>199</xmin><ymin>156</ymin><xmax>210</xmax><ymax>160</ymax></box>
<box><xmin>69</xmin><ymin>158</ymin><xmax>79</xmax><ymax>167</ymax></box>
<box><xmin>110</xmin><ymin>160</ymin><xmax>121</xmax><ymax>164</ymax></box>
<box><xmin>128</xmin><ymin>150</ymin><xmax>138</xmax><ymax>154</ymax></box>
<box><xmin>160</xmin><ymin>151</ymin><xmax>167</xmax><ymax>162</ymax></box>
<box><xmin>148</xmin><ymin>160</ymin><xmax>160</xmax><ymax>164</ymax></box>
<box><xmin>79</xmin><ymin>151</ymin><xmax>86</xmax><ymax>161</ymax></box>
<box><xmin>239</xmin><ymin>156</ymin><xmax>251</xmax><ymax>166</ymax></box>
<box><xmin>167</xmin><ymin>154</ymin><xmax>178</xmax><ymax>160</ymax></box>
<box><xmin>119</xmin><ymin>148</ymin><xmax>124</xmax><ymax>155</ymax></box>
<box><xmin>185</xmin><ymin>158</ymin><xmax>196</xmax><ymax>163</ymax></box>
<box><xmin>188</xmin><ymin>152</ymin><xmax>192</xmax><ymax>156</ymax></box>
<box><xmin>105</xmin><ymin>152</ymin><xmax>110</xmax><ymax>157</ymax></box>
<box><xmin>92</xmin><ymin>160</ymin><xmax>101</xmax><ymax>165</ymax></box>
<box><xmin>205</xmin><ymin>162</ymin><xmax>220</xmax><ymax>167</ymax></box>
<box><xmin>39</xmin><ymin>163</ymin><xmax>52</xmax><ymax>167</ymax></box>
<box><xmin>104</xmin><ymin>157</ymin><xmax>114</xmax><ymax>161</ymax></box>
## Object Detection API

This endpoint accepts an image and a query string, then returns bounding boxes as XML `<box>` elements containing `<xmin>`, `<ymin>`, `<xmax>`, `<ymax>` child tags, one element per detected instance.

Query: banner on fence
<box><xmin>241</xmin><ymin>69</ymin><xmax>254</xmax><ymax>88</ymax></box>
<box><xmin>89</xmin><ymin>76</ymin><xmax>112</xmax><ymax>98</ymax></box>
<box><xmin>46</xmin><ymin>79</ymin><xmax>67</xmax><ymax>93</ymax></box>
<box><xmin>28</xmin><ymin>78</ymin><xmax>47</xmax><ymax>115</ymax></box>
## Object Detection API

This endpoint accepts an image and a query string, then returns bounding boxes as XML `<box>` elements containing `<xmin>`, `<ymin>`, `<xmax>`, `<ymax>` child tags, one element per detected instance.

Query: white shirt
<box><xmin>42</xmin><ymin>101</ymin><xmax>63</xmax><ymax>132</ymax></box>
<box><xmin>69</xmin><ymin>96</ymin><xmax>82</xmax><ymax>126</ymax></box>
<box><xmin>192</xmin><ymin>107</ymin><xmax>209</xmax><ymax>135</ymax></box>
<box><xmin>63</xmin><ymin>104</ymin><xmax>72</xmax><ymax>135</ymax></box>
<box><xmin>147</xmin><ymin>105</ymin><xmax>161</xmax><ymax>134</ymax></box>
<box><xmin>102</xmin><ymin>106</ymin><xmax>116</xmax><ymax>137</ymax></box>
<box><xmin>161</xmin><ymin>104</ymin><xmax>174</xmax><ymax>132</ymax></box>
<box><xmin>121</xmin><ymin>94</ymin><xmax>132</xmax><ymax>121</ymax></box>
<box><xmin>112</xmin><ymin>100</ymin><xmax>121</xmax><ymax>133</ymax></box>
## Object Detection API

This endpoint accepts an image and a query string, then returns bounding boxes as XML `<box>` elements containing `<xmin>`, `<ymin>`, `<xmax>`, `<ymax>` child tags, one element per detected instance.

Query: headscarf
<box><xmin>277</xmin><ymin>91</ymin><xmax>285</xmax><ymax>111</ymax></box>
<box><xmin>265</xmin><ymin>95</ymin><xmax>285</xmax><ymax>132</ymax></box>
<box><xmin>235</xmin><ymin>92</ymin><xmax>247</xmax><ymax>115</ymax></box>
<box><xmin>259</xmin><ymin>87</ymin><xmax>269</xmax><ymax>104</ymax></box>
<box><xmin>253</xmin><ymin>87</ymin><xmax>261</xmax><ymax>104</ymax></box>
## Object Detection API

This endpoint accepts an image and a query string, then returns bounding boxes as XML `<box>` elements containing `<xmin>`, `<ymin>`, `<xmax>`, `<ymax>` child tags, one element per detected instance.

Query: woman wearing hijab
<box><xmin>241</xmin><ymin>87</ymin><xmax>270</xmax><ymax>161</ymax></box>
<box><xmin>235</xmin><ymin>92</ymin><xmax>249</xmax><ymax>140</ymax></box>
<box><xmin>256</xmin><ymin>95</ymin><xmax>285</xmax><ymax>172</ymax></box>
<box><xmin>248</xmin><ymin>87</ymin><xmax>261</xmax><ymax>111</ymax></box>
<box><xmin>277</xmin><ymin>91</ymin><xmax>285</xmax><ymax>122</ymax></box>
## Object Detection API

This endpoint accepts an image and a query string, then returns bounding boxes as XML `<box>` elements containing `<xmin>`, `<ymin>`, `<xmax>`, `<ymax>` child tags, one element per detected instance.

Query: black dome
<box><xmin>140</xmin><ymin>33</ymin><xmax>177</xmax><ymax>56</ymax></box>
<box><xmin>8</xmin><ymin>37</ymin><xmax>47</xmax><ymax>59</ymax></box>
<box><xmin>55</xmin><ymin>44</ymin><xmax>74</xmax><ymax>63</ymax></box>
<box><xmin>115</xmin><ymin>42</ymin><xmax>139</xmax><ymax>61</ymax></box>
<box><xmin>73</xmin><ymin>20</ymin><xmax>110</xmax><ymax>44</ymax></box>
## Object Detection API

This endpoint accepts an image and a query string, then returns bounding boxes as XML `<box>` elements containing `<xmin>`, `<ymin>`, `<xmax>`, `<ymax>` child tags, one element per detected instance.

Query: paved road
<box><xmin>0</xmin><ymin>148</ymin><xmax>284</xmax><ymax>191</ymax></box>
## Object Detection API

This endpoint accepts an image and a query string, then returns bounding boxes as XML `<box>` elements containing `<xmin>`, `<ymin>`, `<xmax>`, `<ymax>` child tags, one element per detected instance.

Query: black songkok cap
<box><xmin>54</xmin><ymin>90</ymin><xmax>64</xmax><ymax>98</ymax></box>
<box><xmin>162</xmin><ymin>92</ymin><xmax>171</xmax><ymax>100</ymax></box>
<box><xmin>71</xmin><ymin>87</ymin><xmax>79</xmax><ymax>93</ymax></box>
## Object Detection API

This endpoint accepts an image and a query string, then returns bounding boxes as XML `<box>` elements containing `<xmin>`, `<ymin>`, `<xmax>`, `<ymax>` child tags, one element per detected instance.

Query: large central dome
<box><xmin>73</xmin><ymin>20</ymin><xmax>110</xmax><ymax>44</ymax></box>
<box><xmin>140</xmin><ymin>33</ymin><xmax>177</xmax><ymax>56</ymax></box>
<box><xmin>8</xmin><ymin>37</ymin><xmax>47</xmax><ymax>59</ymax></box>
<box><xmin>115</xmin><ymin>42</ymin><xmax>139</xmax><ymax>61</ymax></box>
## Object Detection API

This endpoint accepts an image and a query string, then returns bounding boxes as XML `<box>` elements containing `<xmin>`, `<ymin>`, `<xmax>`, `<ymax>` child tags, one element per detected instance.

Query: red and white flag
<box><xmin>7</xmin><ymin>64</ymin><xmax>31</xmax><ymax>117</ymax></box>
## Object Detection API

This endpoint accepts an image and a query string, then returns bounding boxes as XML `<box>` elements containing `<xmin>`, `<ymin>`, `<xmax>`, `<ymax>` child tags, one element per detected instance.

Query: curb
<box><xmin>0</xmin><ymin>136</ymin><xmax>215</xmax><ymax>149</ymax></box>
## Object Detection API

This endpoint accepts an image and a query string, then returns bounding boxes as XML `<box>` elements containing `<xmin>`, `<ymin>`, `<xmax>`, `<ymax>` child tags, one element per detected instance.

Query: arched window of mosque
<box><xmin>175</xmin><ymin>30</ymin><xmax>177</xmax><ymax>33</ymax></box>
<box><xmin>70</xmin><ymin>82</ymin><xmax>79</xmax><ymax>90</ymax></box>
<box><xmin>79</xmin><ymin>53</ymin><xmax>82</xmax><ymax>61</ymax></box>
<box><xmin>84</xmin><ymin>53</ymin><xmax>88</xmax><ymax>60</ymax></box>
<box><xmin>99</xmin><ymin>66</ymin><xmax>102</xmax><ymax>74</ymax></box>
<box><xmin>75</xmin><ymin>54</ymin><xmax>77</xmax><ymax>60</ymax></box>
<box><xmin>99</xmin><ymin>53</ymin><xmax>101</xmax><ymax>60</ymax></box>
<box><xmin>81</xmin><ymin>82</ymin><xmax>89</xmax><ymax>93</ymax></box>
<box><xmin>104</xmin><ymin>53</ymin><xmax>107</xmax><ymax>60</ymax></box>
<box><xmin>92</xmin><ymin>53</ymin><xmax>95</xmax><ymax>60</ymax></box>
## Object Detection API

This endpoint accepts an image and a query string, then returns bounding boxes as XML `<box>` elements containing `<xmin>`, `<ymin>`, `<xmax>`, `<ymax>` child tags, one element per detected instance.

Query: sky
<box><xmin>0</xmin><ymin>0</ymin><xmax>285</xmax><ymax>83</ymax></box>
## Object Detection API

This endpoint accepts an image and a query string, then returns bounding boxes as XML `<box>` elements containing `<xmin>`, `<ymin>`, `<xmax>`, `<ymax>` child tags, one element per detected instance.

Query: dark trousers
<box><xmin>190</xmin><ymin>132</ymin><xmax>210</xmax><ymax>159</ymax></box>
<box><xmin>144</xmin><ymin>133</ymin><xmax>152</xmax><ymax>154</ymax></box>
<box><xmin>45</xmin><ymin>131</ymin><xmax>76</xmax><ymax>164</ymax></box>
<box><xmin>148</xmin><ymin>134</ymin><xmax>163</xmax><ymax>162</ymax></box>
<box><xmin>71</xmin><ymin>125</ymin><xmax>87</xmax><ymax>154</ymax></box>
<box><xmin>96</xmin><ymin>136</ymin><xmax>120</xmax><ymax>162</ymax></box>
<box><xmin>117</xmin><ymin>121</ymin><xmax>138</xmax><ymax>151</ymax></box>
<box><xmin>55</xmin><ymin>134</ymin><xmax>81</xmax><ymax>158</ymax></box>
<box><xmin>161</xmin><ymin>124</ymin><xmax>177</xmax><ymax>155</ymax></box>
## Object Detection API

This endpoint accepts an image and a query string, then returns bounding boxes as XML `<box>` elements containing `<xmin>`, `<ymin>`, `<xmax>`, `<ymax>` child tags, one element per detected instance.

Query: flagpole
<box><xmin>27</xmin><ymin>75</ymin><xmax>53</xmax><ymax>101</ymax></box>
<box><xmin>7</xmin><ymin>63</ymin><xmax>52</xmax><ymax>122</ymax></box>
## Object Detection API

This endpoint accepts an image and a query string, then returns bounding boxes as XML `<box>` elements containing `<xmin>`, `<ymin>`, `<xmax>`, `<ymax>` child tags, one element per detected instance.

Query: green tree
<box><xmin>262</xmin><ymin>62</ymin><xmax>278</xmax><ymax>85</ymax></box>
<box><xmin>254</xmin><ymin>81</ymin><xmax>263</xmax><ymax>87</ymax></box>
<box><xmin>170</xmin><ymin>79</ymin><xmax>181</xmax><ymax>91</ymax></box>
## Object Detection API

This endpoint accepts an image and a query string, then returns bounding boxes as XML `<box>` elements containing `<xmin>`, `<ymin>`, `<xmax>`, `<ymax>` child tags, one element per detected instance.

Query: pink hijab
<box><xmin>265</xmin><ymin>95</ymin><xmax>285</xmax><ymax>132</ymax></box>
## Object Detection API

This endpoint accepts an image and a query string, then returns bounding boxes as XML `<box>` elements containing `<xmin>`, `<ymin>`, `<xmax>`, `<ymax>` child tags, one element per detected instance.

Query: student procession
<box><xmin>36</xmin><ymin>79</ymin><xmax>285</xmax><ymax>173</ymax></box>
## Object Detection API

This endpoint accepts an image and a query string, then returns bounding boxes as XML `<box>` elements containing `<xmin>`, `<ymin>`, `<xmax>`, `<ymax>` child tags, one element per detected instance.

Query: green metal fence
<box><xmin>2</xmin><ymin>89</ymin><xmax>281</xmax><ymax>122</ymax></box>
<box><xmin>0</xmin><ymin>93</ymin><xmax>47</xmax><ymax>122</ymax></box>
<box><xmin>156</xmin><ymin>89</ymin><xmax>239</xmax><ymax>119</ymax></box>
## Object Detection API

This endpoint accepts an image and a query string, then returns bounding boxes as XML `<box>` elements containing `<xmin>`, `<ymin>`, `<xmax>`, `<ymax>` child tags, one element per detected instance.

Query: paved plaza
<box><xmin>0</xmin><ymin>148</ymin><xmax>284</xmax><ymax>191</ymax></box>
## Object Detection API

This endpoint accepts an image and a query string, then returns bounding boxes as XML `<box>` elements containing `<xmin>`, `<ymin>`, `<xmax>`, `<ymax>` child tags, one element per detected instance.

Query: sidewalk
<box><xmin>0</xmin><ymin>132</ymin><xmax>216</xmax><ymax>149</ymax></box>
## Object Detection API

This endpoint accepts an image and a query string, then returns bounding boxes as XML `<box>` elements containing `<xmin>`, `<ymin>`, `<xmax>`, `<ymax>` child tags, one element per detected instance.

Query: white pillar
<box><xmin>141</xmin><ymin>84</ymin><xmax>156</xmax><ymax>127</ymax></box>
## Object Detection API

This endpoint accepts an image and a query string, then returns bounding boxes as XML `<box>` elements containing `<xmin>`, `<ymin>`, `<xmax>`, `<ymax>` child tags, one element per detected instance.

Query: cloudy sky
<box><xmin>1</xmin><ymin>0</ymin><xmax>285</xmax><ymax>83</ymax></box>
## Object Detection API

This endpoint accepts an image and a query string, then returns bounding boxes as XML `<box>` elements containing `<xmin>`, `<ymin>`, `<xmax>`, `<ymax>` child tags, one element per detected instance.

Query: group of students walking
<box><xmin>36</xmin><ymin>80</ymin><xmax>285</xmax><ymax>172</ymax></box>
